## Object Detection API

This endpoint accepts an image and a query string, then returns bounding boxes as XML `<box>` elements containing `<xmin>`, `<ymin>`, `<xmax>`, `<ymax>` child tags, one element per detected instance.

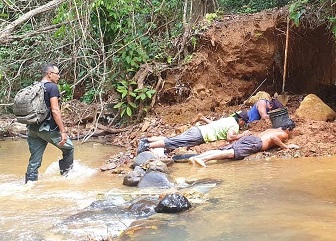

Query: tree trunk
<box><xmin>190</xmin><ymin>0</ymin><xmax>218</xmax><ymax>24</ymax></box>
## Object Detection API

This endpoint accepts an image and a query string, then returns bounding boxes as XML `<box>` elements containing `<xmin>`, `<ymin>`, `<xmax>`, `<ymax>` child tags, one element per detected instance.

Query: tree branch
<box><xmin>3</xmin><ymin>20</ymin><xmax>75</xmax><ymax>43</ymax></box>
<box><xmin>0</xmin><ymin>0</ymin><xmax>67</xmax><ymax>42</ymax></box>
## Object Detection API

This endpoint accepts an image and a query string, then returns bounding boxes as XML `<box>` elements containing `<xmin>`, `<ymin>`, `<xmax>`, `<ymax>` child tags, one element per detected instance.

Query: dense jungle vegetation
<box><xmin>0</xmin><ymin>0</ymin><xmax>335</xmax><ymax>125</ymax></box>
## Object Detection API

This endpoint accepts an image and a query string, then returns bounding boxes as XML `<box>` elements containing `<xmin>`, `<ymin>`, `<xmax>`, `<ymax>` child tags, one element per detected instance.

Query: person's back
<box><xmin>247</xmin><ymin>99</ymin><xmax>271</xmax><ymax>122</ymax></box>
<box><xmin>258</xmin><ymin>118</ymin><xmax>296</xmax><ymax>151</ymax></box>
<box><xmin>198</xmin><ymin>116</ymin><xmax>239</xmax><ymax>142</ymax></box>
<box><xmin>258</xmin><ymin>128</ymin><xmax>289</xmax><ymax>151</ymax></box>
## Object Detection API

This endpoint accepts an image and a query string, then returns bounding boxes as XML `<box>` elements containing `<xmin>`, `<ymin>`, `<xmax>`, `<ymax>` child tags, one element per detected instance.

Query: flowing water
<box><xmin>1</xmin><ymin>139</ymin><xmax>336</xmax><ymax>241</ymax></box>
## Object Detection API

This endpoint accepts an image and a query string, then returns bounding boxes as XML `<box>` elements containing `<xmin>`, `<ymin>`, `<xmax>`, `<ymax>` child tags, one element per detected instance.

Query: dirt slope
<box><xmin>2</xmin><ymin>8</ymin><xmax>335</xmax><ymax>160</ymax></box>
<box><xmin>129</xmin><ymin>8</ymin><xmax>336</xmax><ymax>159</ymax></box>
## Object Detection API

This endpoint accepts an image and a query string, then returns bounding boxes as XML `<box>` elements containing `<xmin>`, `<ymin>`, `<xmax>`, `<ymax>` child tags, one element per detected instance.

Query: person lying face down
<box><xmin>137</xmin><ymin>113</ymin><xmax>250</xmax><ymax>155</ymax></box>
<box><xmin>189</xmin><ymin>118</ymin><xmax>298</xmax><ymax>168</ymax></box>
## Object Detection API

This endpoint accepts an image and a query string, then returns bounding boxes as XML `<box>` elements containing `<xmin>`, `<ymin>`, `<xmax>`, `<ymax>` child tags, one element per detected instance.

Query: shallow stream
<box><xmin>1</xmin><ymin>139</ymin><xmax>336</xmax><ymax>241</ymax></box>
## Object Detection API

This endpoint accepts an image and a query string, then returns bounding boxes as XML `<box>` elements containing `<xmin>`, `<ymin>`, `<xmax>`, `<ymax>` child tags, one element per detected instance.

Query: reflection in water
<box><xmin>1</xmin><ymin>139</ymin><xmax>336</xmax><ymax>240</ymax></box>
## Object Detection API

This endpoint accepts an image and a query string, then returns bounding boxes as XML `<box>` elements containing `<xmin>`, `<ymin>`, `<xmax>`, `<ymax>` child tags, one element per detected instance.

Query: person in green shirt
<box><xmin>137</xmin><ymin>112</ymin><xmax>250</xmax><ymax>155</ymax></box>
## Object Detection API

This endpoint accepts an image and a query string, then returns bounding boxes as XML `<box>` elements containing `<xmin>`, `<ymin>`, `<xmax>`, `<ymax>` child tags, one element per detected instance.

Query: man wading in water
<box><xmin>25</xmin><ymin>63</ymin><xmax>74</xmax><ymax>183</ymax></box>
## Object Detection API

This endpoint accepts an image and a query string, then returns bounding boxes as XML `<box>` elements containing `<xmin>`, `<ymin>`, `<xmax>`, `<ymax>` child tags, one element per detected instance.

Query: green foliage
<box><xmin>289</xmin><ymin>0</ymin><xmax>308</xmax><ymax>26</ymax></box>
<box><xmin>205</xmin><ymin>13</ymin><xmax>220</xmax><ymax>24</ymax></box>
<box><xmin>218</xmin><ymin>0</ymin><xmax>290</xmax><ymax>13</ymax></box>
<box><xmin>0</xmin><ymin>1</ymin><xmax>8</xmax><ymax>19</ymax></box>
<box><xmin>190</xmin><ymin>36</ymin><xmax>197</xmax><ymax>50</ymax></box>
<box><xmin>81</xmin><ymin>88</ymin><xmax>98</xmax><ymax>104</ymax></box>
<box><xmin>53</xmin><ymin>0</ymin><xmax>83</xmax><ymax>39</ymax></box>
<box><xmin>183</xmin><ymin>54</ymin><xmax>193</xmax><ymax>64</ymax></box>
<box><xmin>90</xmin><ymin>0</ymin><xmax>152</xmax><ymax>70</ymax></box>
<box><xmin>135</xmin><ymin>87</ymin><xmax>156</xmax><ymax>101</ymax></box>
<box><xmin>114</xmin><ymin>80</ymin><xmax>137</xmax><ymax>117</ymax></box>
<box><xmin>119</xmin><ymin>41</ymin><xmax>149</xmax><ymax>71</ymax></box>
<box><xmin>328</xmin><ymin>17</ymin><xmax>336</xmax><ymax>37</ymax></box>
<box><xmin>90</xmin><ymin>0</ymin><xmax>182</xmax><ymax>69</ymax></box>
<box><xmin>59</xmin><ymin>81</ymin><xmax>73</xmax><ymax>102</ymax></box>
<box><xmin>113</xmin><ymin>80</ymin><xmax>156</xmax><ymax>118</ymax></box>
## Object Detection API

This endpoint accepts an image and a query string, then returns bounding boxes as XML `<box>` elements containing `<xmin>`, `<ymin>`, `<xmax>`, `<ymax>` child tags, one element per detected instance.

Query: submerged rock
<box><xmin>127</xmin><ymin>197</ymin><xmax>157</xmax><ymax>217</ymax></box>
<box><xmin>141</xmin><ymin>159</ymin><xmax>169</xmax><ymax>173</ymax></box>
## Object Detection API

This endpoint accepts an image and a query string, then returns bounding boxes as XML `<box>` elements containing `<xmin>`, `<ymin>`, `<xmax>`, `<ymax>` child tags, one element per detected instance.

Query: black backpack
<box><xmin>13</xmin><ymin>81</ymin><xmax>49</xmax><ymax>124</ymax></box>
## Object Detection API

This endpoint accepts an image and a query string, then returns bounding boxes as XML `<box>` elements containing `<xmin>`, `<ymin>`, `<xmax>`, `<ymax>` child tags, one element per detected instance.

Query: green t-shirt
<box><xmin>198</xmin><ymin>116</ymin><xmax>239</xmax><ymax>143</ymax></box>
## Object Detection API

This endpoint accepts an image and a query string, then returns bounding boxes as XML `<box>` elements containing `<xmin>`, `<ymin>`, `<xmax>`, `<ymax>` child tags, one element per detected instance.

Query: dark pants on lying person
<box><xmin>164</xmin><ymin>126</ymin><xmax>205</xmax><ymax>150</ymax></box>
<box><xmin>219</xmin><ymin>135</ymin><xmax>262</xmax><ymax>160</ymax></box>
<box><xmin>25</xmin><ymin>124</ymin><xmax>74</xmax><ymax>183</ymax></box>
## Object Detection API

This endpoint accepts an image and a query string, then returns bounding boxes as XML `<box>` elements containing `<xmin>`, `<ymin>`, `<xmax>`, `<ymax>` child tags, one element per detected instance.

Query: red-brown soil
<box><xmin>119</xmin><ymin>8</ymin><xmax>335</xmax><ymax>160</ymax></box>
<box><xmin>1</xmin><ymin>8</ymin><xmax>335</xmax><ymax>162</ymax></box>
<box><xmin>107</xmin><ymin>8</ymin><xmax>336</xmax><ymax>160</ymax></box>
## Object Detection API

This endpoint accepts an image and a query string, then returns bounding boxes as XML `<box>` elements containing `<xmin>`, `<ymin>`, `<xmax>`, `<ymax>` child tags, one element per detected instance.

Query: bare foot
<box><xmin>188</xmin><ymin>158</ymin><xmax>195</xmax><ymax>165</ymax></box>
<box><xmin>193</xmin><ymin>158</ymin><xmax>207</xmax><ymax>168</ymax></box>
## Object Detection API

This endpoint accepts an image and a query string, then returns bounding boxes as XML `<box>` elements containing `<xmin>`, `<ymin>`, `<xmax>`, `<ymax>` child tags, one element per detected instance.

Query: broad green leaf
<box><xmin>126</xmin><ymin>106</ymin><xmax>132</xmax><ymax>116</ymax></box>
<box><xmin>114</xmin><ymin>102</ymin><xmax>124</xmax><ymax>108</ymax></box>
<box><xmin>129</xmin><ymin>102</ymin><xmax>137</xmax><ymax>108</ymax></box>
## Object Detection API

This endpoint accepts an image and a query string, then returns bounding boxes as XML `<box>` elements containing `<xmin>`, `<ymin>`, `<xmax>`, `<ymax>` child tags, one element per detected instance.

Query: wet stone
<box><xmin>138</xmin><ymin>171</ymin><xmax>173</xmax><ymax>189</ymax></box>
<box><xmin>155</xmin><ymin>193</ymin><xmax>192</xmax><ymax>213</ymax></box>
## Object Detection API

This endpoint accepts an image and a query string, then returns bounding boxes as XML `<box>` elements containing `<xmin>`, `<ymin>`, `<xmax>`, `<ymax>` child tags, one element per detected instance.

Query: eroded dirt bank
<box><xmin>1</xmin><ymin>8</ymin><xmax>335</xmax><ymax>162</ymax></box>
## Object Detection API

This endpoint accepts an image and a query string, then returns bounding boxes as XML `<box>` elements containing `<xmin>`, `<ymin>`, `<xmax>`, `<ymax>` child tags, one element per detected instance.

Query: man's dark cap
<box><xmin>235</xmin><ymin>111</ymin><xmax>249</xmax><ymax>123</ymax></box>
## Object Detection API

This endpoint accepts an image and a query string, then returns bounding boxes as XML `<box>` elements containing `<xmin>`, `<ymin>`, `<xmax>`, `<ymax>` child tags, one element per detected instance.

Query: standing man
<box><xmin>25</xmin><ymin>63</ymin><xmax>74</xmax><ymax>183</ymax></box>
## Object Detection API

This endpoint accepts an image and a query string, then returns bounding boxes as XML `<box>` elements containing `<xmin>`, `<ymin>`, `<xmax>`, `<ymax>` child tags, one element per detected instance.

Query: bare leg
<box><xmin>138</xmin><ymin>136</ymin><xmax>166</xmax><ymax>154</ymax></box>
<box><xmin>189</xmin><ymin>149</ymin><xmax>234</xmax><ymax>167</ymax></box>
<box><xmin>148</xmin><ymin>139</ymin><xmax>166</xmax><ymax>149</ymax></box>
<box><xmin>147</xmin><ymin>136</ymin><xmax>165</xmax><ymax>142</ymax></box>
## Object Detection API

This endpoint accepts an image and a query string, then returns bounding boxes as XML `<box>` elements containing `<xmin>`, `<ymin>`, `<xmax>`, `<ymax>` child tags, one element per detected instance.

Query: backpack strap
<box><xmin>40</xmin><ymin>80</ymin><xmax>51</xmax><ymax>122</ymax></box>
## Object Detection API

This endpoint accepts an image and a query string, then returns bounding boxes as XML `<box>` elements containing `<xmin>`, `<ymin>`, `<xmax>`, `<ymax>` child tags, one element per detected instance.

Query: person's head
<box><xmin>233</xmin><ymin>111</ymin><xmax>249</xmax><ymax>129</ymax></box>
<box><xmin>42</xmin><ymin>63</ymin><xmax>60</xmax><ymax>84</ymax></box>
<box><xmin>269</xmin><ymin>98</ymin><xmax>284</xmax><ymax>110</ymax></box>
<box><xmin>280</xmin><ymin>118</ymin><xmax>295</xmax><ymax>131</ymax></box>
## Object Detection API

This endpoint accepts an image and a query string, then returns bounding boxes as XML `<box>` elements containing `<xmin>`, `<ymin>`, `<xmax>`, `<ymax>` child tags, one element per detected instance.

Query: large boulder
<box><xmin>244</xmin><ymin>91</ymin><xmax>271</xmax><ymax>106</ymax></box>
<box><xmin>295</xmin><ymin>94</ymin><xmax>336</xmax><ymax>121</ymax></box>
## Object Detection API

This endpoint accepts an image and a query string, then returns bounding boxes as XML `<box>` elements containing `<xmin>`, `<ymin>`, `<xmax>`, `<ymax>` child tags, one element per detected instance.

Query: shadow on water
<box><xmin>1</xmin><ymin>139</ymin><xmax>336</xmax><ymax>240</ymax></box>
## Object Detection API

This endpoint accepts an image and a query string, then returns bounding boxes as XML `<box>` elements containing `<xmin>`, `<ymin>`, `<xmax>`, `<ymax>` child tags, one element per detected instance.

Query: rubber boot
<box><xmin>59</xmin><ymin>158</ymin><xmax>73</xmax><ymax>176</ymax></box>
<box><xmin>25</xmin><ymin>172</ymin><xmax>38</xmax><ymax>184</ymax></box>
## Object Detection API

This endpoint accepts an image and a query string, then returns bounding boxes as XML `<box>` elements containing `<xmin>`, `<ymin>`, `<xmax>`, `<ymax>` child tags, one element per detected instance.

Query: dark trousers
<box><xmin>25</xmin><ymin>124</ymin><xmax>74</xmax><ymax>182</ymax></box>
